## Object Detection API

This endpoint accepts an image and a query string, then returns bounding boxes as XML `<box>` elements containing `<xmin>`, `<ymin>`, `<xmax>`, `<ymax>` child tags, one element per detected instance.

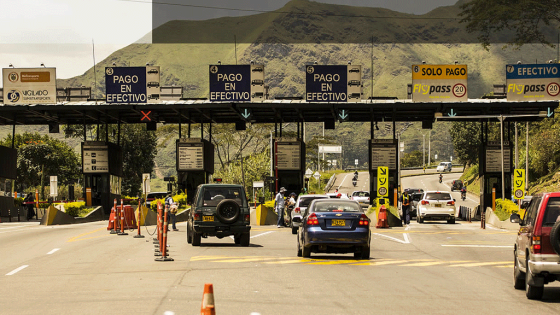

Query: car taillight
<box><xmin>359</xmin><ymin>214</ymin><xmax>369</xmax><ymax>226</ymax></box>
<box><xmin>447</xmin><ymin>200</ymin><xmax>455</xmax><ymax>206</ymax></box>
<box><xmin>294</xmin><ymin>207</ymin><xmax>301</xmax><ymax>213</ymax></box>
<box><xmin>193</xmin><ymin>213</ymin><xmax>201</xmax><ymax>221</ymax></box>
<box><xmin>421</xmin><ymin>200</ymin><xmax>429</xmax><ymax>205</ymax></box>
<box><xmin>531</xmin><ymin>236</ymin><xmax>542</xmax><ymax>254</ymax></box>
<box><xmin>245</xmin><ymin>214</ymin><xmax>250</xmax><ymax>223</ymax></box>
<box><xmin>307</xmin><ymin>213</ymin><xmax>319</xmax><ymax>226</ymax></box>
<box><xmin>333</xmin><ymin>209</ymin><xmax>343</xmax><ymax>212</ymax></box>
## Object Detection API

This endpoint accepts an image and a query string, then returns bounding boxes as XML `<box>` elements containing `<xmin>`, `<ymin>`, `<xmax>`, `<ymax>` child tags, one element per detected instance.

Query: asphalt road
<box><xmin>1</xmin><ymin>171</ymin><xmax>560</xmax><ymax>314</ymax></box>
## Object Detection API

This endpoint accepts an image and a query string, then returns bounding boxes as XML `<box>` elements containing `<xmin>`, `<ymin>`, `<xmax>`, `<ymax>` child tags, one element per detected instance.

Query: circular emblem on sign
<box><xmin>105</xmin><ymin>68</ymin><xmax>113</xmax><ymax>75</ymax></box>
<box><xmin>6</xmin><ymin>89</ymin><xmax>21</xmax><ymax>103</ymax></box>
<box><xmin>452</xmin><ymin>83</ymin><xmax>467</xmax><ymax>98</ymax></box>
<box><xmin>8</xmin><ymin>72</ymin><xmax>19</xmax><ymax>83</ymax></box>
<box><xmin>378</xmin><ymin>187</ymin><xmax>387</xmax><ymax>196</ymax></box>
<box><xmin>514</xmin><ymin>189</ymin><xmax>524</xmax><ymax>198</ymax></box>
<box><xmin>306</xmin><ymin>66</ymin><xmax>314</xmax><ymax>74</ymax></box>
<box><xmin>210</xmin><ymin>65</ymin><xmax>219</xmax><ymax>74</ymax></box>
<box><xmin>547</xmin><ymin>82</ymin><xmax>560</xmax><ymax>97</ymax></box>
<box><xmin>506</xmin><ymin>65</ymin><xmax>515</xmax><ymax>73</ymax></box>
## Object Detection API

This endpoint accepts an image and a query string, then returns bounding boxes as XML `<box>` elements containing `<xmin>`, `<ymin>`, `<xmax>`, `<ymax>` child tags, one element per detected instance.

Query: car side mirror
<box><xmin>520</xmin><ymin>202</ymin><xmax>529</xmax><ymax>209</ymax></box>
<box><xmin>292</xmin><ymin>217</ymin><xmax>302</xmax><ymax>223</ymax></box>
<box><xmin>510</xmin><ymin>213</ymin><xmax>521</xmax><ymax>224</ymax></box>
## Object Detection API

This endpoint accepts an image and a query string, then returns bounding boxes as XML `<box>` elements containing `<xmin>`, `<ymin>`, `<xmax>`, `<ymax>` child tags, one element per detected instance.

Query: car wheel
<box><xmin>297</xmin><ymin>237</ymin><xmax>302</xmax><ymax>257</ymax></box>
<box><xmin>513</xmin><ymin>249</ymin><xmax>525</xmax><ymax>290</ymax></box>
<box><xmin>234</xmin><ymin>234</ymin><xmax>241</xmax><ymax>245</ymax></box>
<box><xmin>361</xmin><ymin>245</ymin><xmax>370</xmax><ymax>260</ymax></box>
<box><xmin>240</xmin><ymin>232</ymin><xmax>250</xmax><ymax>247</ymax></box>
<box><xmin>302</xmin><ymin>240</ymin><xmax>311</xmax><ymax>258</ymax></box>
<box><xmin>192</xmin><ymin>231</ymin><xmax>201</xmax><ymax>246</ymax></box>
<box><xmin>525</xmin><ymin>256</ymin><xmax>544</xmax><ymax>300</ymax></box>
<box><xmin>291</xmin><ymin>226</ymin><xmax>298</xmax><ymax>235</ymax></box>
<box><xmin>418</xmin><ymin>216</ymin><xmax>424</xmax><ymax>223</ymax></box>
<box><xmin>187</xmin><ymin>221</ymin><xmax>193</xmax><ymax>244</ymax></box>
<box><xmin>550</xmin><ymin>221</ymin><xmax>560</xmax><ymax>255</ymax></box>
<box><xmin>215</xmin><ymin>200</ymin><xmax>240</xmax><ymax>224</ymax></box>
<box><xmin>447</xmin><ymin>218</ymin><xmax>455</xmax><ymax>224</ymax></box>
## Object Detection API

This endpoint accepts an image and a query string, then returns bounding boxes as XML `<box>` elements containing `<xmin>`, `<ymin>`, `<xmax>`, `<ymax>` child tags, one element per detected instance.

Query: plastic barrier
<box><xmin>201</xmin><ymin>284</ymin><xmax>216</xmax><ymax>315</ymax></box>
<box><xmin>155</xmin><ymin>203</ymin><xmax>173</xmax><ymax>262</ymax></box>
<box><xmin>376</xmin><ymin>205</ymin><xmax>389</xmax><ymax>228</ymax></box>
<box><xmin>107</xmin><ymin>204</ymin><xmax>138</xmax><ymax>231</ymax></box>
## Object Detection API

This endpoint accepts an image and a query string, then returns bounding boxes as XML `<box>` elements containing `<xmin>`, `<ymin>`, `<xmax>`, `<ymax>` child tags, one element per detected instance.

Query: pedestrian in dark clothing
<box><xmin>25</xmin><ymin>193</ymin><xmax>35</xmax><ymax>221</ymax></box>
<box><xmin>401</xmin><ymin>191</ymin><xmax>411</xmax><ymax>226</ymax></box>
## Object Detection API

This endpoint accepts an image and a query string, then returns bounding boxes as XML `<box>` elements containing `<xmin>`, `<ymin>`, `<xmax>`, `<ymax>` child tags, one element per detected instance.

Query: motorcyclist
<box><xmin>460</xmin><ymin>184</ymin><xmax>467</xmax><ymax>200</ymax></box>
<box><xmin>354</xmin><ymin>171</ymin><xmax>358</xmax><ymax>178</ymax></box>
<box><xmin>439</xmin><ymin>173</ymin><xmax>443</xmax><ymax>183</ymax></box>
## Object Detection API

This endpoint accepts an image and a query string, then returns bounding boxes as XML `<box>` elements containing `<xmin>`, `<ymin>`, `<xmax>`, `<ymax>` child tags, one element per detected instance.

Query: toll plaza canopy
<box><xmin>0</xmin><ymin>99</ymin><xmax>557</xmax><ymax>126</ymax></box>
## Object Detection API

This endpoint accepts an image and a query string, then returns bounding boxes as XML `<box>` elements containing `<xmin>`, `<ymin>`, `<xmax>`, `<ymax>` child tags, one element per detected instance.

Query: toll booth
<box><xmin>479</xmin><ymin>140</ymin><xmax>513</xmax><ymax>210</ymax></box>
<box><xmin>369</xmin><ymin>139</ymin><xmax>398</xmax><ymax>206</ymax></box>
<box><xmin>82</xmin><ymin>141</ymin><xmax>123</xmax><ymax>216</ymax></box>
<box><xmin>0</xmin><ymin>146</ymin><xmax>17</xmax><ymax>218</ymax></box>
<box><xmin>272</xmin><ymin>139</ymin><xmax>305</xmax><ymax>196</ymax></box>
<box><xmin>176</xmin><ymin>138</ymin><xmax>214</xmax><ymax>204</ymax></box>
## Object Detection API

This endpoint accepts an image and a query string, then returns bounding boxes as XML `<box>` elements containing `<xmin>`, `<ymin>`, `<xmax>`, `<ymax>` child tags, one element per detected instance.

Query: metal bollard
<box><xmin>468</xmin><ymin>208</ymin><xmax>471</xmax><ymax>223</ymax></box>
<box><xmin>134</xmin><ymin>200</ymin><xmax>144</xmax><ymax>239</ymax></box>
<box><xmin>481</xmin><ymin>209</ymin><xmax>485</xmax><ymax>229</ymax></box>
<box><xmin>156</xmin><ymin>203</ymin><xmax>174</xmax><ymax>262</ymax></box>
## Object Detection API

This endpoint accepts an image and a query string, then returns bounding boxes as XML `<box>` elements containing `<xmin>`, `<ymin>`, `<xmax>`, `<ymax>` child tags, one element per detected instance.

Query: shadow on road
<box><xmin>199</xmin><ymin>243</ymin><xmax>264</xmax><ymax>248</ymax></box>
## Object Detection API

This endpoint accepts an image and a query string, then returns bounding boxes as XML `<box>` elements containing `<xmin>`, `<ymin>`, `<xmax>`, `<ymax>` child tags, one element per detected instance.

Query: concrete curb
<box><xmin>485</xmin><ymin>207</ymin><xmax>519</xmax><ymax>231</ymax></box>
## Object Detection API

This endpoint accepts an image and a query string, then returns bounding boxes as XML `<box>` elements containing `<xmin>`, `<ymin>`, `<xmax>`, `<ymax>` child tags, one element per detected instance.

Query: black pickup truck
<box><xmin>187</xmin><ymin>184</ymin><xmax>251</xmax><ymax>246</ymax></box>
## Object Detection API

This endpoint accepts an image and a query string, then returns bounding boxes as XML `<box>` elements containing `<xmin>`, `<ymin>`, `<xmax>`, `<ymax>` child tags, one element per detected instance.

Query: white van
<box><xmin>436</xmin><ymin>162</ymin><xmax>452</xmax><ymax>172</ymax></box>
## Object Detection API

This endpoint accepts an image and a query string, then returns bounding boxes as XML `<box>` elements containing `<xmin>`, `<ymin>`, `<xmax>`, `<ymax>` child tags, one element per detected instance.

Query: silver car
<box><xmin>290</xmin><ymin>194</ymin><xmax>329</xmax><ymax>234</ymax></box>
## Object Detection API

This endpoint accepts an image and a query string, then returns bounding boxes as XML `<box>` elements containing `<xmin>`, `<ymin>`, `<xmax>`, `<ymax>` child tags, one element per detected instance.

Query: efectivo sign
<box><xmin>209</xmin><ymin>65</ymin><xmax>256</xmax><ymax>102</ymax></box>
<box><xmin>305</xmin><ymin>65</ymin><xmax>362</xmax><ymax>102</ymax></box>
<box><xmin>411</xmin><ymin>64</ymin><xmax>468</xmax><ymax>102</ymax></box>
<box><xmin>506</xmin><ymin>64</ymin><xmax>560</xmax><ymax>101</ymax></box>
<box><xmin>105</xmin><ymin>66</ymin><xmax>160</xmax><ymax>104</ymax></box>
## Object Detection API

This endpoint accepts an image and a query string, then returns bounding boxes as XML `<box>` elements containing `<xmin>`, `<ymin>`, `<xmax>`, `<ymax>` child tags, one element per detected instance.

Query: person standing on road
<box><xmin>401</xmin><ymin>190</ymin><xmax>411</xmax><ymax>226</ymax></box>
<box><xmin>25</xmin><ymin>192</ymin><xmax>35</xmax><ymax>221</ymax></box>
<box><xmin>165</xmin><ymin>193</ymin><xmax>177</xmax><ymax>231</ymax></box>
<box><xmin>275</xmin><ymin>187</ymin><xmax>287</xmax><ymax>228</ymax></box>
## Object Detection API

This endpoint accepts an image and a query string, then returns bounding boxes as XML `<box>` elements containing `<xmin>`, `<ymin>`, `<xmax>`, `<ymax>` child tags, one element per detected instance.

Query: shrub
<box><xmin>61</xmin><ymin>201</ymin><xmax>86</xmax><ymax>217</ymax></box>
<box><xmin>495</xmin><ymin>199</ymin><xmax>520</xmax><ymax>221</ymax></box>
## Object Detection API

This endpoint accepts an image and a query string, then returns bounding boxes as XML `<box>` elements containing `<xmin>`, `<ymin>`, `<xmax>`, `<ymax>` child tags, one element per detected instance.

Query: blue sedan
<box><xmin>293</xmin><ymin>199</ymin><xmax>371</xmax><ymax>259</ymax></box>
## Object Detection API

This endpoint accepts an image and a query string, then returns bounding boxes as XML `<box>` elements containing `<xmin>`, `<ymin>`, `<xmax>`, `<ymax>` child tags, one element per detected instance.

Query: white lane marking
<box><xmin>441</xmin><ymin>245</ymin><xmax>512</xmax><ymax>248</ymax></box>
<box><xmin>403</xmin><ymin>225</ymin><xmax>411</xmax><ymax>243</ymax></box>
<box><xmin>6</xmin><ymin>265</ymin><xmax>29</xmax><ymax>276</ymax></box>
<box><xmin>372</xmin><ymin>233</ymin><xmax>410</xmax><ymax>244</ymax></box>
<box><xmin>337</xmin><ymin>173</ymin><xmax>351</xmax><ymax>190</ymax></box>
<box><xmin>47</xmin><ymin>248</ymin><xmax>60</xmax><ymax>255</ymax></box>
<box><xmin>251</xmin><ymin>231</ymin><xmax>275</xmax><ymax>239</ymax></box>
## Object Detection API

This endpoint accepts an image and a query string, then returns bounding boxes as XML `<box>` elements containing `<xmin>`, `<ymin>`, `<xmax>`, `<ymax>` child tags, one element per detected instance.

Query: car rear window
<box><xmin>299</xmin><ymin>196</ymin><xmax>328</xmax><ymax>207</ymax></box>
<box><xmin>412</xmin><ymin>194</ymin><xmax>422</xmax><ymax>201</ymax></box>
<box><xmin>352</xmin><ymin>191</ymin><xmax>370</xmax><ymax>197</ymax></box>
<box><xmin>543</xmin><ymin>197</ymin><xmax>560</xmax><ymax>226</ymax></box>
<box><xmin>202</xmin><ymin>187</ymin><xmax>245</xmax><ymax>207</ymax></box>
<box><xmin>312</xmin><ymin>202</ymin><xmax>361</xmax><ymax>212</ymax></box>
<box><xmin>425</xmin><ymin>193</ymin><xmax>452</xmax><ymax>200</ymax></box>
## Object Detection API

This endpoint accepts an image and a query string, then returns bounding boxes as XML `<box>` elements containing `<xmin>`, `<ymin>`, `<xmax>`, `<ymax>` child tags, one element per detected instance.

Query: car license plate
<box><xmin>332</xmin><ymin>219</ymin><xmax>345</xmax><ymax>226</ymax></box>
<box><xmin>203</xmin><ymin>215</ymin><xmax>214</xmax><ymax>222</ymax></box>
<box><xmin>434</xmin><ymin>204</ymin><xmax>442</xmax><ymax>208</ymax></box>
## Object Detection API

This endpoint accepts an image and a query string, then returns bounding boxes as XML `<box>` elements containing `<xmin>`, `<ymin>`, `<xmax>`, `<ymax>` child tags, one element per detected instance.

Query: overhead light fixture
<box><xmin>112</xmin><ymin>62</ymin><xmax>116</xmax><ymax>66</ymax></box>
<box><xmin>40</xmin><ymin>63</ymin><xmax>45</xmax><ymax>67</ymax></box>
<box><xmin>217</xmin><ymin>60</ymin><xmax>221</xmax><ymax>65</ymax></box>
<box><xmin>375</xmin><ymin>122</ymin><xmax>379</xmax><ymax>131</ymax></box>
<box><xmin>9</xmin><ymin>63</ymin><xmax>14</xmax><ymax>68</ymax></box>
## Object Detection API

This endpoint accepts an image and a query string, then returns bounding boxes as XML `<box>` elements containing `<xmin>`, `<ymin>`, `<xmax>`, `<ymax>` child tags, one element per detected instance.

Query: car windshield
<box><xmin>311</xmin><ymin>201</ymin><xmax>361</xmax><ymax>212</ymax></box>
<box><xmin>352</xmin><ymin>191</ymin><xmax>369</xmax><ymax>197</ymax></box>
<box><xmin>201</xmin><ymin>187</ymin><xmax>245</xmax><ymax>207</ymax></box>
<box><xmin>299</xmin><ymin>196</ymin><xmax>328</xmax><ymax>207</ymax></box>
<box><xmin>425</xmin><ymin>193</ymin><xmax>452</xmax><ymax>200</ymax></box>
<box><xmin>543</xmin><ymin>197</ymin><xmax>560</xmax><ymax>226</ymax></box>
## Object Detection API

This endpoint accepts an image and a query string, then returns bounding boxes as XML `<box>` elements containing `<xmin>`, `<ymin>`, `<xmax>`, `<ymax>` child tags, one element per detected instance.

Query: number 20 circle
<box><xmin>547</xmin><ymin>82</ymin><xmax>560</xmax><ymax>97</ymax></box>
<box><xmin>452</xmin><ymin>83</ymin><xmax>467</xmax><ymax>98</ymax></box>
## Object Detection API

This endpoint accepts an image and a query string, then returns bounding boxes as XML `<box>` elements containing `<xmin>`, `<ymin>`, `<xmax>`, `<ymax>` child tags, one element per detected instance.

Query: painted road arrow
<box><xmin>448</xmin><ymin>109</ymin><xmax>457</xmax><ymax>117</ymax></box>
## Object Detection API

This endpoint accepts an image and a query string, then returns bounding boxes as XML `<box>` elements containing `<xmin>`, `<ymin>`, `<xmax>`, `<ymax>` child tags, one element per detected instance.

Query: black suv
<box><xmin>187</xmin><ymin>184</ymin><xmax>251</xmax><ymax>246</ymax></box>
<box><xmin>404</xmin><ymin>188</ymin><xmax>424</xmax><ymax>217</ymax></box>
<box><xmin>451</xmin><ymin>180</ymin><xmax>463</xmax><ymax>191</ymax></box>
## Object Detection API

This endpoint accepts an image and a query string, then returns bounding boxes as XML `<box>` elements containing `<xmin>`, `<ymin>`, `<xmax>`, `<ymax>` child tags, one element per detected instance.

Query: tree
<box><xmin>449</xmin><ymin>122</ymin><xmax>482</xmax><ymax>166</ymax></box>
<box><xmin>1</xmin><ymin>133</ymin><xmax>81</xmax><ymax>199</ymax></box>
<box><xmin>401</xmin><ymin>150</ymin><xmax>423</xmax><ymax>168</ymax></box>
<box><xmin>460</xmin><ymin>0</ymin><xmax>560</xmax><ymax>48</ymax></box>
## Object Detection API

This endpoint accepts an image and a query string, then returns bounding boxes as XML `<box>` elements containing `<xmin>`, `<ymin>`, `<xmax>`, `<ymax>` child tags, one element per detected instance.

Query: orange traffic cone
<box><xmin>376</xmin><ymin>205</ymin><xmax>389</xmax><ymax>228</ymax></box>
<box><xmin>201</xmin><ymin>283</ymin><xmax>216</xmax><ymax>315</ymax></box>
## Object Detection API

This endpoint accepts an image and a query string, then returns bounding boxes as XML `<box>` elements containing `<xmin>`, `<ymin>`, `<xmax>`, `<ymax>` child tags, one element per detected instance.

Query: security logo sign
<box><xmin>513</xmin><ymin>169</ymin><xmax>526</xmax><ymax>200</ymax></box>
<box><xmin>506</xmin><ymin>64</ymin><xmax>560</xmax><ymax>101</ymax></box>
<box><xmin>2</xmin><ymin>67</ymin><xmax>57</xmax><ymax>104</ymax></box>
<box><xmin>412</xmin><ymin>64</ymin><xmax>468</xmax><ymax>102</ymax></box>
<box><xmin>377</xmin><ymin>166</ymin><xmax>389</xmax><ymax>197</ymax></box>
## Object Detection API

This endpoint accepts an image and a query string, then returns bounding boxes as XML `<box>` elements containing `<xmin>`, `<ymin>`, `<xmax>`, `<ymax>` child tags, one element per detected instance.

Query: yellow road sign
<box><xmin>513</xmin><ymin>169</ymin><xmax>525</xmax><ymax>200</ymax></box>
<box><xmin>377</xmin><ymin>166</ymin><xmax>389</xmax><ymax>197</ymax></box>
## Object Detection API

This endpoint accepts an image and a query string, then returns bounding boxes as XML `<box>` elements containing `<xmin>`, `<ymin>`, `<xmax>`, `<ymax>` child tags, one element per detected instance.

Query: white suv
<box><xmin>290</xmin><ymin>194</ymin><xmax>329</xmax><ymax>234</ymax></box>
<box><xmin>436</xmin><ymin>162</ymin><xmax>452</xmax><ymax>172</ymax></box>
<box><xmin>417</xmin><ymin>191</ymin><xmax>456</xmax><ymax>224</ymax></box>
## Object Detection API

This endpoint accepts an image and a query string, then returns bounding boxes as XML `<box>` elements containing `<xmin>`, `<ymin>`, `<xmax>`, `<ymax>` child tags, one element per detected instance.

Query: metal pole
<box><xmin>423</xmin><ymin>134</ymin><xmax>425</xmax><ymax>168</ymax></box>
<box><xmin>428</xmin><ymin>132</ymin><xmax>431</xmax><ymax>166</ymax></box>
<box><xmin>500</xmin><ymin>116</ymin><xmax>505</xmax><ymax>200</ymax></box>
<box><xmin>515</xmin><ymin>122</ymin><xmax>518</xmax><ymax>169</ymax></box>
<box><xmin>526</xmin><ymin>121</ymin><xmax>529</xmax><ymax>191</ymax></box>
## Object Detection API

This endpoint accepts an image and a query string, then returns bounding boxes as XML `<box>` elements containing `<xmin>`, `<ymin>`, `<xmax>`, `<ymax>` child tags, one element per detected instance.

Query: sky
<box><xmin>0</xmin><ymin>0</ymin><xmax>460</xmax><ymax>80</ymax></box>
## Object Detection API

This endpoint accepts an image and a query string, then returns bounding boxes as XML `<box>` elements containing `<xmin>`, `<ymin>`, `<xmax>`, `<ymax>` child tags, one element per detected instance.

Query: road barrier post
<box><xmin>134</xmin><ymin>199</ymin><xmax>144</xmax><ymax>238</ymax></box>
<box><xmin>393</xmin><ymin>188</ymin><xmax>397</xmax><ymax>208</ymax></box>
<box><xmin>110</xmin><ymin>199</ymin><xmax>118</xmax><ymax>234</ymax></box>
<box><xmin>155</xmin><ymin>202</ymin><xmax>163</xmax><ymax>256</ymax></box>
<box><xmin>118</xmin><ymin>199</ymin><xmax>128</xmax><ymax>236</ymax></box>
<box><xmin>35</xmin><ymin>189</ymin><xmax>39</xmax><ymax>220</ymax></box>
<box><xmin>468</xmin><ymin>208</ymin><xmax>471</xmax><ymax>223</ymax></box>
<box><xmin>481</xmin><ymin>209</ymin><xmax>485</xmax><ymax>229</ymax></box>
<box><xmin>156</xmin><ymin>203</ymin><xmax>173</xmax><ymax>262</ymax></box>
<box><xmin>492</xmin><ymin>188</ymin><xmax>496</xmax><ymax>212</ymax></box>
<box><xmin>200</xmin><ymin>283</ymin><xmax>216</xmax><ymax>315</ymax></box>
